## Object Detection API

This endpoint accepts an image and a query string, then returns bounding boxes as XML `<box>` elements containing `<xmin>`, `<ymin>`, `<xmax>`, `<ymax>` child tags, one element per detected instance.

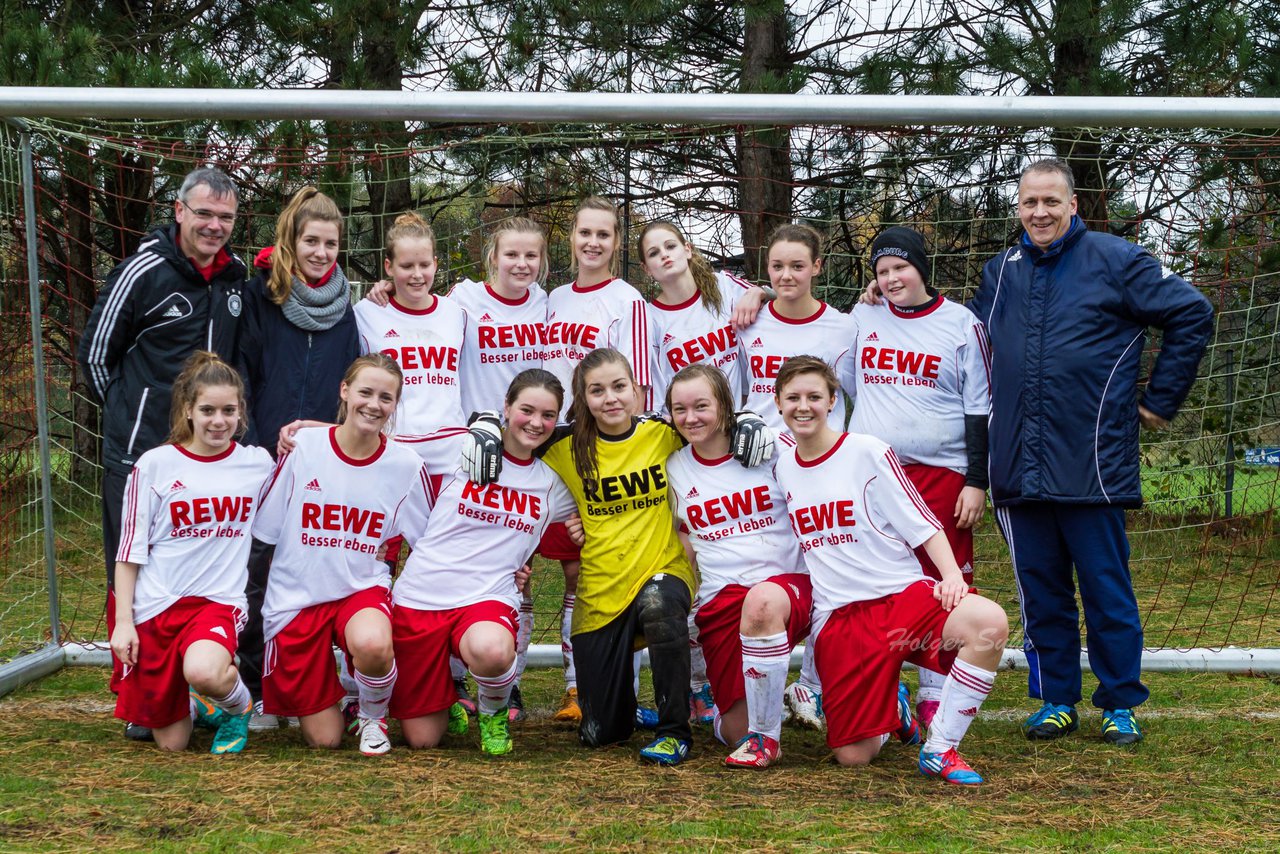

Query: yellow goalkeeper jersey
<box><xmin>542</xmin><ymin>418</ymin><xmax>693</xmax><ymax>636</ymax></box>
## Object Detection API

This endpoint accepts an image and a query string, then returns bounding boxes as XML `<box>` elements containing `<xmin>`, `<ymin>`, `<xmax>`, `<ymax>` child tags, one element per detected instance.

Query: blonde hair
<box><xmin>570</xmin><ymin>196</ymin><xmax>622</xmax><ymax>279</ymax></box>
<box><xmin>168</xmin><ymin>351</ymin><xmax>247</xmax><ymax>445</ymax></box>
<box><xmin>385</xmin><ymin>210</ymin><xmax>436</xmax><ymax>262</ymax></box>
<box><xmin>484</xmin><ymin>217</ymin><xmax>548</xmax><ymax>287</ymax></box>
<box><xmin>637</xmin><ymin>220</ymin><xmax>723</xmax><ymax>315</ymax></box>
<box><xmin>336</xmin><ymin>353</ymin><xmax>404</xmax><ymax>425</ymax></box>
<box><xmin>267</xmin><ymin>187</ymin><xmax>342</xmax><ymax>305</ymax></box>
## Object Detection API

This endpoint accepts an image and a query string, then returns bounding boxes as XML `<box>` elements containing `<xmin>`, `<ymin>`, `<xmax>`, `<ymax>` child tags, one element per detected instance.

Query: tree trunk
<box><xmin>1050</xmin><ymin>0</ymin><xmax>1109</xmax><ymax>228</ymax></box>
<box><xmin>63</xmin><ymin>139</ymin><xmax>100</xmax><ymax>483</ymax></box>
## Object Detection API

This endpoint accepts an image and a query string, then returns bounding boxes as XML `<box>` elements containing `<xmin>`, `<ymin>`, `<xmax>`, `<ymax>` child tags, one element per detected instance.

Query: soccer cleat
<box><xmin>447</xmin><ymin>702</ymin><xmax>470</xmax><ymax>736</ymax></box>
<box><xmin>919</xmin><ymin>747</ymin><xmax>984</xmax><ymax>786</ymax></box>
<box><xmin>724</xmin><ymin>732</ymin><xmax>781</xmax><ymax>769</ymax></box>
<box><xmin>210</xmin><ymin>704</ymin><xmax>252</xmax><ymax>755</ymax></box>
<box><xmin>916</xmin><ymin>699</ymin><xmax>940</xmax><ymax>731</ymax></box>
<box><xmin>639</xmin><ymin>735</ymin><xmax>691</xmax><ymax>766</ymax></box>
<box><xmin>341</xmin><ymin>697</ymin><xmax>360</xmax><ymax>736</ymax></box>
<box><xmin>551</xmin><ymin>687</ymin><xmax>582</xmax><ymax>723</ymax></box>
<box><xmin>690</xmin><ymin>682</ymin><xmax>717</xmax><ymax>725</ymax></box>
<box><xmin>454</xmin><ymin>677</ymin><xmax>477</xmax><ymax>716</ymax></box>
<box><xmin>1101</xmin><ymin>708</ymin><xmax>1144</xmax><ymax>746</ymax></box>
<box><xmin>248</xmin><ymin>700</ymin><xmax>280</xmax><ymax>732</ymax></box>
<box><xmin>478</xmin><ymin>709</ymin><xmax>514</xmax><ymax>755</ymax></box>
<box><xmin>190</xmin><ymin>691</ymin><xmax>226</xmax><ymax>730</ymax></box>
<box><xmin>895</xmin><ymin>682</ymin><xmax>922</xmax><ymax>745</ymax></box>
<box><xmin>1022</xmin><ymin>702</ymin><xmax>1079</xmax><ymax>741</ymax></box>
<box><xmin>508</xmin><ymin>684</ymin><xmax>527</xmax><ymax>723</ymax></box>
<box><xmin>784</xmin><ymin>682</ymin><xmax>825</xmax><ymax>731</ymax></box>
<box><xmin>634</xmin><ymin>706</ymin><xmax>660</xmax><ymax>729</ymax></box>
<box><xmin>357</xmin><ymin>717</ymin><xmax>392</xmax><ymax>756</ymax></box>
<box><xmin>123</xmin><ymin>722</ymin><xmax>154</xmax><ymax>742</ymax></box>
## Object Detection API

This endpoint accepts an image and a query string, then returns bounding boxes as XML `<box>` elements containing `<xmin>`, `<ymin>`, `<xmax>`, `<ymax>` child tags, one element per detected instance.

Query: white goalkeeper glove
<box><xmin>730</xmin><ymin>409</ymin><xmax>775</xmax><ymax>467</ymax></box>
<box><xmin>461</xmin><ymin>411</ymin><xmax>503</xmax><ymax>485</ymax></box>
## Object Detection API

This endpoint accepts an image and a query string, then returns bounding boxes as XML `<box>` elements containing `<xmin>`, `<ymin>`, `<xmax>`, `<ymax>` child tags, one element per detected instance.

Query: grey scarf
<box><xmin>281</xmin><ymin>264</ymin><xmax>350</xmax><ymax>331</ymax></box>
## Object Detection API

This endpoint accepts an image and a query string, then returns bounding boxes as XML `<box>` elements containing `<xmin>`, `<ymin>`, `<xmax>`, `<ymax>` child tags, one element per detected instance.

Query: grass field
<box><xmin>1</xmin><ymin>666</ymin><xmax>1279</xmax><ymax>852</ymax></box>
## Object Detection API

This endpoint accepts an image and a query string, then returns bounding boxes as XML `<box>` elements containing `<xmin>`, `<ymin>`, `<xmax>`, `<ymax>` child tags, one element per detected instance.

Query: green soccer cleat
<box><xmin>1022</xmin><ymin>702</ymin><xmax>1079</xmax><ymax>741</ymax></box>
<box><xmin>447</xmin><ymin>702</ymin><xmax>470</xmax><ymax>736</ymax></box>
<box><xmin>639</xmin><ymin>735</ymin><xmax>691</xmax><ymax>766</ymax></box>
<box><xmin>1101</xmin><ymin>708</ymin><xmax>1144</xmax><ymax>746</ymax></box>
<box><xmin>478</xmin><ymin>709</ymin><xmax>513</xmax><ymax>755</ymax></box>
<box><xmin>190</xmin><ymin>690</ymin><xmax>227</xmax><ymax>731</ymax></box>
<box><xmin>210</xmin><ymin>704</ymin><xmax>252</xmax><ymax>755</ymax></box>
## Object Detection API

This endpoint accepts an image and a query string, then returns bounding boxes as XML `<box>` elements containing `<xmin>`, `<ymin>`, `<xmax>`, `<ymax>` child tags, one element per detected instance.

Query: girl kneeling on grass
<box><xmin>110</xmin><ymin>351</ymin><xmax>274</xmax><ymax>754</ymax></box>
<box><xmin>770</xmin><ymin>356</ymin><xmax>1008</xmax><ymax>785</ymax></box>
<box><xmin>664</xmin><ymin>363</ymin><xmax>811</xmax><ymax>769</ymax></box>
<box><xmin>389</xmin><ymin>369</ymin><xmax>580</xmax><ymax>755</ymax></box>
<box><xmin>252</xmin><ymin>353</ymin><xmax>433</xmax><ymax>756</ymax></box>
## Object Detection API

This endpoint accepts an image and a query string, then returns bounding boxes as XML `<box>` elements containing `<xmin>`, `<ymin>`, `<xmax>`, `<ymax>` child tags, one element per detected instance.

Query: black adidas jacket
<box><xmin>78</xmin><ymin>224</ymin><xmax>247</xmax><ymax>473</ymax></box>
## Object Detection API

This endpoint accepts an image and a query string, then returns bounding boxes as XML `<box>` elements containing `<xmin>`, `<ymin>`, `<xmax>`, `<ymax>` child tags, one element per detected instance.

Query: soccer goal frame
<box><xmin>1</xmin><ymin>88</ymin><xmax>1278</xmax><ymax>699</ymax></box>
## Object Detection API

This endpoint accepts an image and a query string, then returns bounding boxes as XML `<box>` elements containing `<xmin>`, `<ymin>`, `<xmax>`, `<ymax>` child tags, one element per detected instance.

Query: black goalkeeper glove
<box><xmin>730</xmin><ymin>409</ymin><xmax>775</xmax><ymax>467</ymax></box>
<box><xmin>461</xmin><ymin>410</ymin><xmax>503</xmax><ymax>485</ymax></box>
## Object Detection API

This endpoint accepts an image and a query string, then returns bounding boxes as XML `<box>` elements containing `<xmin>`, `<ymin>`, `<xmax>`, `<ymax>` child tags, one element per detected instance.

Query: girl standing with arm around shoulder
<box><xmin>111</xmin><ymin>352</ymin><xmax>274</xmax><ymax>754</ymax></box>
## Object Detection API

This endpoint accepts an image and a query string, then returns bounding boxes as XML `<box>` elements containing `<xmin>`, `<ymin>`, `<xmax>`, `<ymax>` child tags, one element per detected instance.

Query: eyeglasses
<box><xmin>180</xmin><ymin>200</ymin><xmax>237</xmax><ymax>226</ymax></box>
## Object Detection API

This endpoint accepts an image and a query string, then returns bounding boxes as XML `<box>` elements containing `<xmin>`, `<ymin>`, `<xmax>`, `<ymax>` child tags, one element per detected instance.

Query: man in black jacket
<box><xmin>78</xmin><ymin>166</ymin><xmax>246</xmax><ymax>739</ymax></box>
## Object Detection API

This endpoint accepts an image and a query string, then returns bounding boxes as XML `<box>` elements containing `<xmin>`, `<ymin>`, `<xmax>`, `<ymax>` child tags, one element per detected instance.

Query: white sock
<box><xmin>922</xmin><ymin>658</ymin><xmax>995</xmax><ymax>754</ymax></box>
<box><xmin>337</xmin><ymin>648</ymin><xmax>359</xmax><ymax>697</ymax></box>
<box><xmin>798</xmin><ymin>642</ymin><xmax>822</xmax><ymax>694</ymax></box>
<box><xmin>561</xmin><ymin>594</ymin><xmax>576</xmax><ymax>689</ymax></box>
<box><xmin>355</xmin><ymin>663</ymin><xmax>398</xmax><ymax>721</ymax></box>
<box><xmin>712</xmin><ymin>708</ymin><xmax>727</xmax><ymax>745</ymax></box>
<box><xmin>918</xmin><ymin>666</ymin><xmax>946</xmax><ymax>702</ymax></box>
<box><xmin>473</xmin><ymin>660</ymin><xmax>518</xmax><ymax>716</ymax></box>
<box><xmin>449</xmin><ymin>655</ymin><xmax>467</xmax><ymax>682</ymax></box>
<box><xmin>742</xmin><ymin>631</ymin><xmax>790</xmax><ymax>741</ymax></box>
<box><xmin>211</xmin><ymin>677</ymin><xmax>252</xmax><ymax>716</ymax></box>
<box><xmin>633</xmin><ymin>650</ymin><xmax>643</xmax><ymax>698</ymax></box>
<box><xmin>515</xmin><ymin>590</ymin><xmax>534</xmax><ymax>681</ymax></box>
<box><xmin>689</xmin><ymin>613</ymin><xmax>709</xmax><ymax>686</ymax></box>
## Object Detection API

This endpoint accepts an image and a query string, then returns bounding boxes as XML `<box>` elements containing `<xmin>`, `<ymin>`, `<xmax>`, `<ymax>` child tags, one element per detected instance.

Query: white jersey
<box><xmin>772</xmin><ymin>432</ymin><xmax>941</xmax><ymax>616</ymax></box>
<box><xmin>354</xmin><ymin>295</ymin><xmax>467</xmax><ymax>434</ymax></box>
<box><xmin>849</xmin><ymin>298</ymin><xmax>991</xmax><ymax>473</ymax></box>
<box><xmin>544</xmin><ymin>277</ymin><xmax>647</xmax><ymax>414</ymax></box>
<box><xmin>626</xmin><ymin>271</ymin><xmax>755</xmax><ymax>413</ymax></box>
<box><xmin>667</xmin><ymin>445</ymin><xmax>805</xmax><ymax>608</ymax></box>
<box><xmin>395</xmin><ymin>448</ymin><xmax>575</xmax><ymax>612</ymax></box>
<box><xmin>447</xmin><ymin>278</ymin><xmax>549</xmax><ymax>417</ymax></box>
<box><xmin>740</xmin><ymin>301</ymin><xmax>857</xmax><ymax>433</ymax></box>
<box><xmin>117</xmin><ymin>442</ymin><xmax>274</xmax><ymax>625</ymax></box>
<box><xmin>252</xmin><ymin>426</ymin><xmax>433</xmax><ymax>641</ymax></box>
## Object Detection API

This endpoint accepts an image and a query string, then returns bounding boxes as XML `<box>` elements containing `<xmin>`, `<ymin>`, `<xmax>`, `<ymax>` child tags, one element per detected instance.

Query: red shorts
<box><xmin>389</xmin><ymin>600</ymin><xmax>519</xmax><ymax>720</ymax></box>
<box><xmin>262</xmin><ymin>586</ymin><xmax>391</xmax><ymax>718</ymax></box>
<box><xmin>902</xmin><ymin>463</ymin><xmax>974</xmax><ymax>584</ymax></box>
<box><xmin>694</xmin><ymin>574</ymin><xmax>812</xmax><ymax>713</ymax></box>
<box><xmin>537</xmin><ymin>522</ymin><xmax>581</xmax><ymax>562</ymax></box>
<box><xmin>814</xmin><ymin>580</ymin><xmax>958</xmax><ymax>748</ymax></box>
<box><xmin>114</xmin><ymin>597</ymin><xmax>241</xmax><ymax>729</ymax></box>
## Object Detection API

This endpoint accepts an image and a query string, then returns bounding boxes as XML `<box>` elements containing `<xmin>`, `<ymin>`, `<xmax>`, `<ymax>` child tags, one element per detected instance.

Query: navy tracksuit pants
<box><xmin>995</xmin><ymin>503</ymin><xmax>1149</xmax><ymax>710</ymax></box>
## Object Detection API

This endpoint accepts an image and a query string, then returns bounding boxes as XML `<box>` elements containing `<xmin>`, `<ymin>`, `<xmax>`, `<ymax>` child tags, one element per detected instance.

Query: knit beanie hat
<box><xmin>869</xmin><ymin>226</ymin><xmax>931</xmax><ymax>283</ymax></box>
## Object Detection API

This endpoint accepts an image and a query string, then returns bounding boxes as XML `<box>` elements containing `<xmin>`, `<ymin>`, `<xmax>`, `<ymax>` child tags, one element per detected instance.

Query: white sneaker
<box><xmin>248</xmin><ymin>700</ymin><xmax>280</xmax><ymax>732</ymax></box>
<box><xmin>784</xmin><ymin>682</ymin><xmax>825</xmax><ymax>731</ymax></box>
<box><xmin>358</xmin><ymin>716</ymin><xmax>391</xmax><ymax>756</ymax></box>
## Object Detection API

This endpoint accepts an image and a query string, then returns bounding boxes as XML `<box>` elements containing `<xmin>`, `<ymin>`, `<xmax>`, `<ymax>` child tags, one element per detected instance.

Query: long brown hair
<box><xmin>505</xmin><ymin>368</ymin><xmax>564</xmax><ymax>411</ymax></box>
<box><xmin>665</xmin><ymin>363</ymin><xmax>736</xmax><ymax>441</ymax></box>
<box><xmin>168</xmin><ymin>351</ymin><xmax>247</xmax><ymax>445</ymax></box>
<box><xmin>484</xmin><ymin>217</ymin><xmax>549</xmax><ymax>287</ymax></box>
<box><xmin>766</xmin><ymin>222</ymin><xmax>824</xmax><ymax>264</ymax></box>
<box><xmin>267</xmin><ymin>187</ymin><xmax>343</xmax><ymax>305</ymax></box>
<box><xmin>336</xmin><ymin>353</ymin><xmax>404</xmax><ymax>426</ymax></box>
<box><xmin>774</xmin><ymin>354</ymin><xmax>838</xmax><ymax>399</ymax></box>
<box><xmin>570</xmin><ymin>196</ymin><xmax>622</xmax><ymax>279</ymax></box>
<box><xmin>637</xmin><ymin>220</ymin><xmax>723</xmax><ymax>314</ymax></box>
<box><xmin>568</xmin><ymin>348</ymin><xmax>636</xmax><ymax>484</ymax></box>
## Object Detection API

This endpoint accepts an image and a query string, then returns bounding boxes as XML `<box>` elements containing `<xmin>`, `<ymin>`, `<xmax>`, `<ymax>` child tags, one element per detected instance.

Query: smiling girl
<box><xmin>111</xmin><ymin>352</ymin><xmax>274</xmax><ymax>754</ymax></box>
<box><xmin>252</xmin><ymin>354</ymin><xmax>433</xmax><ymax>756</ymax></box>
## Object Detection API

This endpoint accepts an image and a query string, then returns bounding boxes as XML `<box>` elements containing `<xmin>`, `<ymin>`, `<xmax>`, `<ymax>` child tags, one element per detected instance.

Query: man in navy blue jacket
<box><xmin>972</xmin><ymin>159</ymin><xmax>1214</xmax><ymax>745</ymax></box>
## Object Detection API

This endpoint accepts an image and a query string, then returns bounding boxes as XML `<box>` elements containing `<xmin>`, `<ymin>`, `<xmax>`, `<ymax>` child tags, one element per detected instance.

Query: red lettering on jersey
<box><xmin>789</xmin><ymin>500</ymin><xmax>857</xmax><ymax>536</ymax></box>
<box><xmin>547</xmin><ymin>321</ymin><xmax>598</xmax><ymax>348</ymax></box>
<box><xmin>387</xmin><ymin>346</ymin><xmax>460</xmax><ymax>372</ymax></box>
<box><xmin>668</xmin><ymin>325</ymin><xmax>736</xmax><ymax>371</ymax></box>
<box><xmin>302</xmin><ymin>502</ymin><xmax>386</xmax><ymax>538</ymax></box>
<box><xmin>750</xmin><ymin>353</ymin><xmax>786</xmax><ymax>379</ymax></box>
<box><xmin>687</xmin><ymin>484</ymin><xmax>773</xmax><ymax>530</ymax></box>
<box><xmin>169</xmin><ymin>496</ymin><xmax>251</xmax><ymax>528</ymax></box>
<box><xmin>170</xmin><ymin>501</ymin><xmax>192</xmax><ymax>527</ymax></box>
<box><xmin>460</xmin><ymin>480</ymin><xmax>543</xmax><ymax>518</ymax></box>
<box><xmin>863</xmin><ymin>346</ymin><xmax>942</xmax><ymax>380</ymax></box>
<box><xmin>480</xmin><ymin>323</ymin><xmax>547</xmax><ymax>349</ymax></box>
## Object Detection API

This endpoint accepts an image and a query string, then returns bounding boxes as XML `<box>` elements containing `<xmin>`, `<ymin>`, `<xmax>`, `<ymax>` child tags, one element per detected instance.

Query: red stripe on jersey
<box><xmin>395</xmin><ymin>426</ymin><xmax>470</xmax><ymax>444</ymax></box>
<box><xmin>885</xmin><ymin>449</ymin><xmax>942</xmax><ymax>529</ymax></box>
<box><xmin>631</xmin><ymin>301</ymin><xmax>650</xmax><ymax>388</ymax></box>
<box><xmin>118</xmin><ymin>469</ymin><xmax>140</xmax><ymax>560</ymax></box>
<box><xmin>259</xmin><ymin>453</ymin><xmax>291</xmax><ymax>505</ymax></box>
<box><xmin>724</xmin><ymin>271</ymin><xmax>755</xmax><ymax>291</ymax></box>
<box><xmin>950</xmin><ymin>664</ymin><xmax>994</xmax><ymax>694</ymax></box>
